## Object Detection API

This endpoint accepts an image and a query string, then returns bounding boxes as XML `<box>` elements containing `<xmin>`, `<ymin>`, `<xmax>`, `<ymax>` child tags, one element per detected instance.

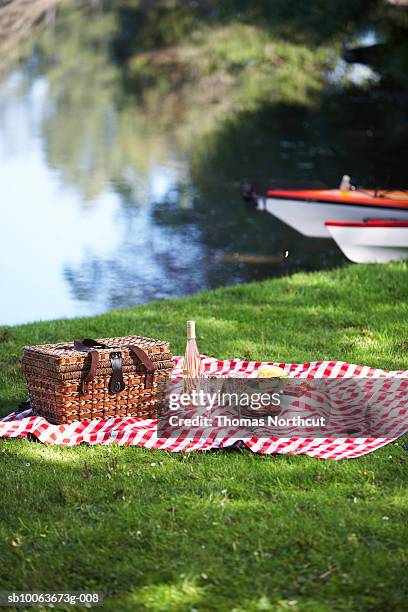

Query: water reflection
<box><xmin>1</xmin><ymin>70</ymin><xmax>120</xmax><ymax>323</ymax></box>
<box><xmin>0</xmin><ymin>68</ymin><xmax>209</xmax><ymax>324</ymax></box>
<box><xmin>0</xmin><ymin>1</ymin><xmax>406</xmax><ymax>325</ymax></box>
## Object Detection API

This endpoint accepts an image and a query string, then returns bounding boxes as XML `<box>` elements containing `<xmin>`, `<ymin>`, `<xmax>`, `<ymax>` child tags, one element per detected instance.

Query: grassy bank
<box><xmin>1</xmin><ymin>263</ymin><xmax>407</xmax><ymax>611</ymax></box>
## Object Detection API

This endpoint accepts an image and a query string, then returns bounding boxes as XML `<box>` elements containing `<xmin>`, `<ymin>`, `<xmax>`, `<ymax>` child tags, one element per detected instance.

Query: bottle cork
<box><xmin>186</xmin><ymin>320</ymin><xmax>196</xmax><ymax>339</ymax></box>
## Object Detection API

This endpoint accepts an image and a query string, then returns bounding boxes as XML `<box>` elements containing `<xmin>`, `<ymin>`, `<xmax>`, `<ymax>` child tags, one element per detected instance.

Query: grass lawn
<box><xmin>0</xmin><ymin>263</ymin><xmax>407</xmax><ymax>611</ymax></box>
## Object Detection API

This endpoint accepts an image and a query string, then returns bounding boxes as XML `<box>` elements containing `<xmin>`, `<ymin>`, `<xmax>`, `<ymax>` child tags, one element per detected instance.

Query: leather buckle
<box><xmin>109</xmin><ymin>351</ymin><xmax>126</xmax><ymax>394</ymax></box>
<box><xmin>145</xmin><ymin>371</ymin><xmax>154</xmax><ymax>389</ymax></box>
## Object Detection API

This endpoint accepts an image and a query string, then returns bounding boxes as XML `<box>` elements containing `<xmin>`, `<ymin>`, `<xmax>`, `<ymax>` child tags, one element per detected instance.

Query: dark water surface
<box><xmin>0</xmin><ymin>4</ymin><xmax>406</xmax><ymax>325</ymax></box>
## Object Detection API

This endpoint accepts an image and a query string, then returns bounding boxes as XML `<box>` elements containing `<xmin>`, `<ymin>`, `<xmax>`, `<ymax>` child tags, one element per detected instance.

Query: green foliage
<box><xmin>7</xmin><ymin>0</ymin><xmax>407</xmax><ymax>204</ymax></box>
<box><xmin>0</xmin><ymin>263</ymin><xmax>408</xmax><ymax>610</ymax></box>
<box><xmin>13</xmin><ymin>2</ymin><xmax>335</xmax><ymax>203</ymax></box>
<box><xmin>114</xmin><ymin>0</ymin><xmax>381</xmax><ymax>48</ymax></box>
<box><xmin>126</xmin><ymin>22</ymin><xmax>333</xmax><ymax>112</ymax></box>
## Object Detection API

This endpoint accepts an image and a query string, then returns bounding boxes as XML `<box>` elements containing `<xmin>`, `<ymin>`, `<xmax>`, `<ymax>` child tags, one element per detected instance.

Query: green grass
<box><xmin>1</xmin><ymin>263</ymin><xmax>407</xmax><ymax>611</ymax></box>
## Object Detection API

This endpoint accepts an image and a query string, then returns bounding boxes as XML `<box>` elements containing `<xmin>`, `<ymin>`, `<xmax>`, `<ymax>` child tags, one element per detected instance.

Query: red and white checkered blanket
<box><xmin>1</xmin><ymin>357</ymin><xmax>406</xmax><ymax>459</ymax></box>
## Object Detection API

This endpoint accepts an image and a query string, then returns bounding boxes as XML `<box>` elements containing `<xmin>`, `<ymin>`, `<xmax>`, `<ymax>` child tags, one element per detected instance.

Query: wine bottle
<box><xmin>183</xmin><ymin>320</ymin><xmax>202</xmax><ymax>381</ymax></box>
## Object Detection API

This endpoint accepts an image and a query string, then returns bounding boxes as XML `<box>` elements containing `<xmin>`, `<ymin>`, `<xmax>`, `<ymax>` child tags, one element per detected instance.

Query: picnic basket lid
<box><xmin>22</xmin><ymin>335</ymin><xmax>172</xmax><ymax>372</ymax></box>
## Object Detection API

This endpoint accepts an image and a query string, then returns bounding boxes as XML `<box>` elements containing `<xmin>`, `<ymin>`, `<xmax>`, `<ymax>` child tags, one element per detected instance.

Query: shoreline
<box><xmin>1</xmin><ymin>261</ymin><xmax>407</xmax><ymax>417</ymax></box>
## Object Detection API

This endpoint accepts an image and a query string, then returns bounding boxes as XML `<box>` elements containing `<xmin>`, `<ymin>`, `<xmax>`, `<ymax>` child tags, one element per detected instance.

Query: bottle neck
<box><xmin>186</xmin><ymin>320</ymin><xmax>196</xmax><ymax>340</ymax></box>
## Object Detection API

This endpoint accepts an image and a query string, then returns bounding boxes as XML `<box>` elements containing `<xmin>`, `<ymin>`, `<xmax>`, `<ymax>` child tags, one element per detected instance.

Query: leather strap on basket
<box><xmin>128</xmin><ymin>344</ymin><xmax>155</xmax><ymax>389</ymax></box>
<box><xmin>73</xmin><ymin>338</ymin><xmax>155</xmax><ymax>394</ymax></box>
<box><xmin>74</xmin><ymin>338</ymin><xmax>108</xmax><ymax>394</ymax></box>
<box><xmin>109</xmin><ymin>352</ymin><xmax>125</xmax><ymax>394</ymax></box>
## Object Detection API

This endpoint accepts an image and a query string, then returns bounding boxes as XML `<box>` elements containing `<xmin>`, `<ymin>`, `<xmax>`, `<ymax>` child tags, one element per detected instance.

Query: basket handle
<box><xmin>74</xmin><ymin>338</ymin><xmax>155</xmax><ymax>394</ymax></box>
<box><xmin>128</xmin><ymin>344</ymin><xmax>155</xmax><ymax>388</ymax></box>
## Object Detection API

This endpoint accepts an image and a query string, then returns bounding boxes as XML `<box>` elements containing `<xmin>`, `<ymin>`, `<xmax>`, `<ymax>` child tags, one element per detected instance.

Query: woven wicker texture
<box><xmin>21</xmin><ymin>336</ymin><xmax>173</xmax><ymax>424</ymax></box>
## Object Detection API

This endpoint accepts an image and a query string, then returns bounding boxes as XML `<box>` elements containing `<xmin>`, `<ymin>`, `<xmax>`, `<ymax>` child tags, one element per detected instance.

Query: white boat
<box><xmin>325</xmin><ymin>219</ymin><xmax>408</xmax><ymax>263</ymax></box>
<box><xmin>241</xmin><ymin>179</ymin><xmax>408</xmax><ymax>238</ymax></box>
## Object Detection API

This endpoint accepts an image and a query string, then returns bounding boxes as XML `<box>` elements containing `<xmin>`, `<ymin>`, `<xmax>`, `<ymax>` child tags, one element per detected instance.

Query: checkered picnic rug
<box><xmin>0</xmin><ymin>357</ymin><xmax>406</xmax><ymax>459</ymax></box>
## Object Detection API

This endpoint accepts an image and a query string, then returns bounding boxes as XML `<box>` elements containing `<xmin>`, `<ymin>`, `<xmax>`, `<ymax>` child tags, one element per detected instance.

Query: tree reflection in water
<box><xmin>1</xmin><ymin>0</ymin><xmax>407</xmax><ymax>321</ymax></box>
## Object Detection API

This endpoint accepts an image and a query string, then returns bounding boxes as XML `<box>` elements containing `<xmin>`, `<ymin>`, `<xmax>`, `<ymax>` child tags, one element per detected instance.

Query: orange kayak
<box><xmin>266</xmin><ymin>189</ymin><xmax>408</xmax><ymax>210</ymax></box>
<box><xmin>242</xmin><ymin>180</ymin><xmax>408</xmax><ymax>238</ymax></box>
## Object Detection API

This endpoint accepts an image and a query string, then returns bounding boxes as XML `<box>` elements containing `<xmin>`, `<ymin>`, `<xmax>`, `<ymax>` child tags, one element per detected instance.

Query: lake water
<box><xmin>0</xmin><ymin>8</ymin><xmax>405</xmax><ymax>326</ymax></box>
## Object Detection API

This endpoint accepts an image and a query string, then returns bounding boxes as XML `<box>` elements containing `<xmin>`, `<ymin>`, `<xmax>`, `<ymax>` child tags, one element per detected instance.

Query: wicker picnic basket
<box><xmin>21</xmin><ymin>336</ymin><xmax>174</xmax><ymax>424</ymax></box>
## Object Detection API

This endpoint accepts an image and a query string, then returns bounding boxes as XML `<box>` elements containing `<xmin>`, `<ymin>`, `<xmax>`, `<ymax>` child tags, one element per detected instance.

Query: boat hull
<box><xmin>325</xmin><ymin>225</ymin><xmax>408</xmax><ymax>263</ymax></box>
<box><xmin>259</xmin><ymin>197</ymin><xmax>408</xmax><ymax>238</ymax></box>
